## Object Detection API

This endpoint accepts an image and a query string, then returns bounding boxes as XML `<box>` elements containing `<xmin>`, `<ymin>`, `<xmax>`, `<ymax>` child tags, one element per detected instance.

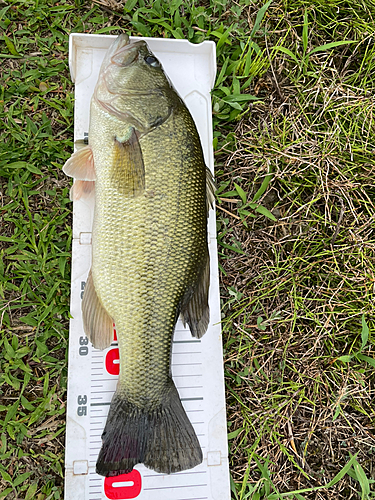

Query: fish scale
<box><xmin>105</xmin><ymin>115</ymin><xmax>207</xmax><ymax>400</ymax></box>
<box><xmin>64</xmin><ymin>32</ymin><xmax>231</xmax><ymax>499</ymax></box>
<box><xmin>68</xmin><ymin>36</ymin><xmax>211</xmax><ymax>475</ymax></box>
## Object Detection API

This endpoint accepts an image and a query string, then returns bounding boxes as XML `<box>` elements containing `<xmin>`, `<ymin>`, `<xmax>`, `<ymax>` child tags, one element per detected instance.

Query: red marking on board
<box><xmin>104</xmin><ymin>470</ymin><xmax>142</xmax><ymax>499</ymax></box>
<box><xmin>105</xmin><ymin>348</ymin><xmax>120</xmax><ymax>375</ymax></box>
<box><xmin>113</xmin><ymin>324</ymin><xmax>117</xmax><ymax>341</ymax></box>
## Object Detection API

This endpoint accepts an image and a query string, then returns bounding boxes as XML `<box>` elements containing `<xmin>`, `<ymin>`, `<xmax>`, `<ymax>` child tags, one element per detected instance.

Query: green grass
<box><xmin>1</xmin><ymin>0</ymin><xmax>375</xmax><ymax>499</ymax></box>
<box><xmin>0</xmin><ymin>3</ymin><xmax>74</xmax><ymax>497</ymax></box>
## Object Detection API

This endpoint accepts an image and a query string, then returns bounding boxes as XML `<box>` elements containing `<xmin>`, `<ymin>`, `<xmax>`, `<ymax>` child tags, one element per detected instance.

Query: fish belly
<box><xmin>92</xmin><ymin>110</ymin><xmax>206</xmax><ymax>399</ymax></box>
<box><xmin>89</xmin><ymin>102</ymin><xmax>207</xmax><ymax>475</ymax></box>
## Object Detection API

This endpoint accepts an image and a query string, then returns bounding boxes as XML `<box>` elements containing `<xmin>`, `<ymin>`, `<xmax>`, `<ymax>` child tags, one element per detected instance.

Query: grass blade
<box><xmin>302</xmin><ymin>9</ymin><xmax>308</xmax><ymax>54</ymax></box>
<box><xmin>249</xmin><ymin>203</ymin><xmax>277</xmax><ymax>221</ymax></box>
<box><xmin>360</xmin><ymin>315</ymin><xmax>369</xmax><ymax>351</ymax></box>
<box><xmin>308</xmin><ymin>40</ymin><xmax>355</xmax><ymax>55</ymax></box>
<box><xmin>4</xmin><ymin>35</ymin><xmax>20</xmax><ymax>56</ymax></box>
<box><xmin>234</xmin><ymin>183</ymin><xmax>247</xmax><ymax>204</ymax></box>
<box><xmin>249</xmin><ymin>0</ymin><xmax>272</xmax><ymax>39</ymax></box>
<box><xmin>276</xmin><ymin>454</ymin><xmax>359</xmax><ymax>496</ymax></box>
<box><xmin>272</xmin><ymin>46</ymin><xmax>299</xmax><ymax>64</ymax></box>
<box><xmin>356</xmin><ymin>354</ymin><xmax>375</xmax><ymax>368</ymax></box>
<box><xmin>222</xmin><ymin>94</ymin><xmax>259</xmax><ymax>103</ymax></box>
<box><xmin>325</xmin><ymin>453</ymin><xmax>359</xmax><ymax>487</ymax></box>
<box><xmin>252</xmin><ymin>172</ymin><xmax>273</xmax><ymax>202</ymax></box>
<box><xmin>353</xmin><ymin>459</ymin><xmax>370</xmax><ymax>497</ymax></box>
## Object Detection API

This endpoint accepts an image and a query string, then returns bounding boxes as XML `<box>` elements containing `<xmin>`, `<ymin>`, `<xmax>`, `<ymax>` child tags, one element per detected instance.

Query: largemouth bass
<box><xmin>63</xmin><ymin>34</ymin><xmax>215</xmax><ymax>477</ymax></box>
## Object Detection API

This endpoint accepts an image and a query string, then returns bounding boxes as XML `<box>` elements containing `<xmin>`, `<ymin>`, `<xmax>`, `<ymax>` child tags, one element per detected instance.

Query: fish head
<box><xmin>94</xmin><ymin>35</ymin><xmax>176</xmax><ymax>131</ymax></box>
<box><xmin>107</xmin><ymin>35</ymin><xmax>170</xmax><ymax>91</ymax></box>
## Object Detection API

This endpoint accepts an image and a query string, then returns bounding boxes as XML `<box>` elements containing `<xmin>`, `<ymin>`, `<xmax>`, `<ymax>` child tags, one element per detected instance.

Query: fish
<box><xmin>63</xmin><ymin>34</ymin><xmax>215</xmax><ymax>477</ymax></box>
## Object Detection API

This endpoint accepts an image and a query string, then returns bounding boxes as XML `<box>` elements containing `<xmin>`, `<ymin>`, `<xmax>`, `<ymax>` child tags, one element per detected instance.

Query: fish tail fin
<box><xmin>96</xmin><ymin>379</ymin><xmax>202</xmax><ymax>476</ymax></box>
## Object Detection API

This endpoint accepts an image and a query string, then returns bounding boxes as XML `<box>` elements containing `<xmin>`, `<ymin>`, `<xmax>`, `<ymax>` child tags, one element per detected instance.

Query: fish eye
<box><xmin>144</xmin><ymin>55</ymin><xmax>160</xmax><ymax>68</ymax></box>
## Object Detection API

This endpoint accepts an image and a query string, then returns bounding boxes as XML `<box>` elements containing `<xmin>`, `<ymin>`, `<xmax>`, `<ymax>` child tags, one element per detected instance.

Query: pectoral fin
<box><xmin>111</xmin><ymin>129</ymin><xmax>145</xmax><ymax>196</ymax></box>
<box><xmin>63</xmin><ymin>145</ymin><xmax>95</xmax><ymax>180</ymax></box>
<box><xmin>181</xmin><ymin>252</ymin><xmax>210</xmax><ymax>339</ymax></box>
<box><xmin>70</xmin><ymin>180</ymin><xmax>95</xmax><ymax>202</ymax></box>
<box><xmin>82</xmin><ymin>270</ymin><xmax>114</xmax><ymax>350</ymax></box>
<box><xmin>63</xmin><ymin>145</ymin><xmax>96</xmax><ymax>201</ymax></box>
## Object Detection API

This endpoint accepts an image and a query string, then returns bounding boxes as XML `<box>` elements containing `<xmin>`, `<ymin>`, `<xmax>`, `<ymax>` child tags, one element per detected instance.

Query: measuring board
<box><xmin>64</xmin><ymin>34</ymin><xmax>230</xmax><ymax>500</ymax></box>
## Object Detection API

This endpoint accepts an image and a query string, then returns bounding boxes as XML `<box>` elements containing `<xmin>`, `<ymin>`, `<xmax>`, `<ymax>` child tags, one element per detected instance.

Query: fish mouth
<box><xmin>111</xmin><ymin>36</ymin><xmax>147</xmax><ymax>67</ymax></box>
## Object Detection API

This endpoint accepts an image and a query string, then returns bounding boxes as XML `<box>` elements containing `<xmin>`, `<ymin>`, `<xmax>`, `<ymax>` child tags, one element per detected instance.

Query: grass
<box><xmin>0</xmin><ymin>0</ymin><xmax>375</xmax><ymax>499</ymax></box>
<box><xmin>0</xmin><ymin>3</ymin><xmax>74</xmax><ymax>497</ymax></box>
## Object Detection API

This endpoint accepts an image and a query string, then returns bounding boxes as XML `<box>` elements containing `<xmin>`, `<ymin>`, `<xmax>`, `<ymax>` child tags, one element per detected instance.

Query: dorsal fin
<box><xmin>180</xmin><ymin>252</ymin><xmax>210</xmax><ymax>339</ymax></box>
<box><xmin>206</xmin><ymin>166</ymin><xmax>216</xmax><ymax>214</ymax></box>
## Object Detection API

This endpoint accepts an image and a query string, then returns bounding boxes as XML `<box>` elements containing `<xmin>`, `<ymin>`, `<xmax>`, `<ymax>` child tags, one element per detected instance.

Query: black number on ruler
<box><xmin>79</xmin><ymin>336</ymin><xmax>89</xmax><ymax>356</ymax></box>
<box><xmin>80</xmin><ymin>281</ymin><xmax>85</xmax><ymax>300</ymax></box>
<box><xmin>77</xmin><ymin>395</ymin><xmax>87</xmax><ymax>416</ymax></box>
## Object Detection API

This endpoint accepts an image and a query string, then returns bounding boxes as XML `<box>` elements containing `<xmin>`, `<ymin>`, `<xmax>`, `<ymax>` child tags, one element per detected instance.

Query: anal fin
<box><xmin>181</xmin><ymin>251</ymin><xmax>210</xmax><ymax>339</ymax></box>
<box><xmin>82</xmin><ymin>270</ymin><xmax>114</xmax><ymax>350</ymax></box>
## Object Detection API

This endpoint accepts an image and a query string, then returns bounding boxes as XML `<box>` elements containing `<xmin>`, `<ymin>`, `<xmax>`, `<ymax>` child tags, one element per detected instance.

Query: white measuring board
<box><xmin>64</xmin><ymin>34</ymin><xmax>230</xmax><ymax>500</ymax></box>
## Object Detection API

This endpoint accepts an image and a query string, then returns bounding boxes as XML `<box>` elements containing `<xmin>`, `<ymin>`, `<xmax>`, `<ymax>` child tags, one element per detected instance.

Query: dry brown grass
<box><xmin>215</xmin><ymin>17</ymin><xmax>375</xmax><ymax>498</ymax></box>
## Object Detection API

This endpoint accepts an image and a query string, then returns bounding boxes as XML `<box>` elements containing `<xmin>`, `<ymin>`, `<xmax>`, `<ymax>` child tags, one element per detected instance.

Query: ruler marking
<box><xmin>91</xmin><ymin>376</ymin><xmax>110</xmax><ymax>379</ymax></box>
<box><xmin>172</xmin><ymin>352</ymin><xmax>202</xmax><ymax>355</ymax></box>
<box><xmin>90</xmin><ymin>390</ymin><xmax>116</xmax><ymax>394</ymax></box>
<box><xmin>91</xmin><ymin>375</ymin><xmax>203</xmax><ymax>381</ymax></box>
<box><xmin>89</xmin><ymin>388</ymin><xmax>203</xmax><ymax>395</ymax></box>
<box><xmin>143</xmin><ymin>484</ymin><xmax>207</xmax><ymax>491</ymax></box>
<box><xmin>89</xmin><ymin>430</ymin><xmax>205</xmax><ymax>437</ymax></box>
<box><xmin>143</xmin><ymin>471</ymin><xmax>207</xmax><ymax>478</ymax></box>
<box><xmin>171</xmin><ymin>363</ymin><xmax>202</xmax><ymax>366</ymax></box>
<box><xmin>176</xmin><ymin>386</ymin><xmax>203</xmax><ymax>389</ymax></box>
<box><xmin>173</xmin><ymin>340</ymin><xmax>201</xmax><ymax>344</ymax></box>
<box><xmin>90</xmin><ymin>397</ymin><xmax>203</xmax><ymax>407</ymax></box>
